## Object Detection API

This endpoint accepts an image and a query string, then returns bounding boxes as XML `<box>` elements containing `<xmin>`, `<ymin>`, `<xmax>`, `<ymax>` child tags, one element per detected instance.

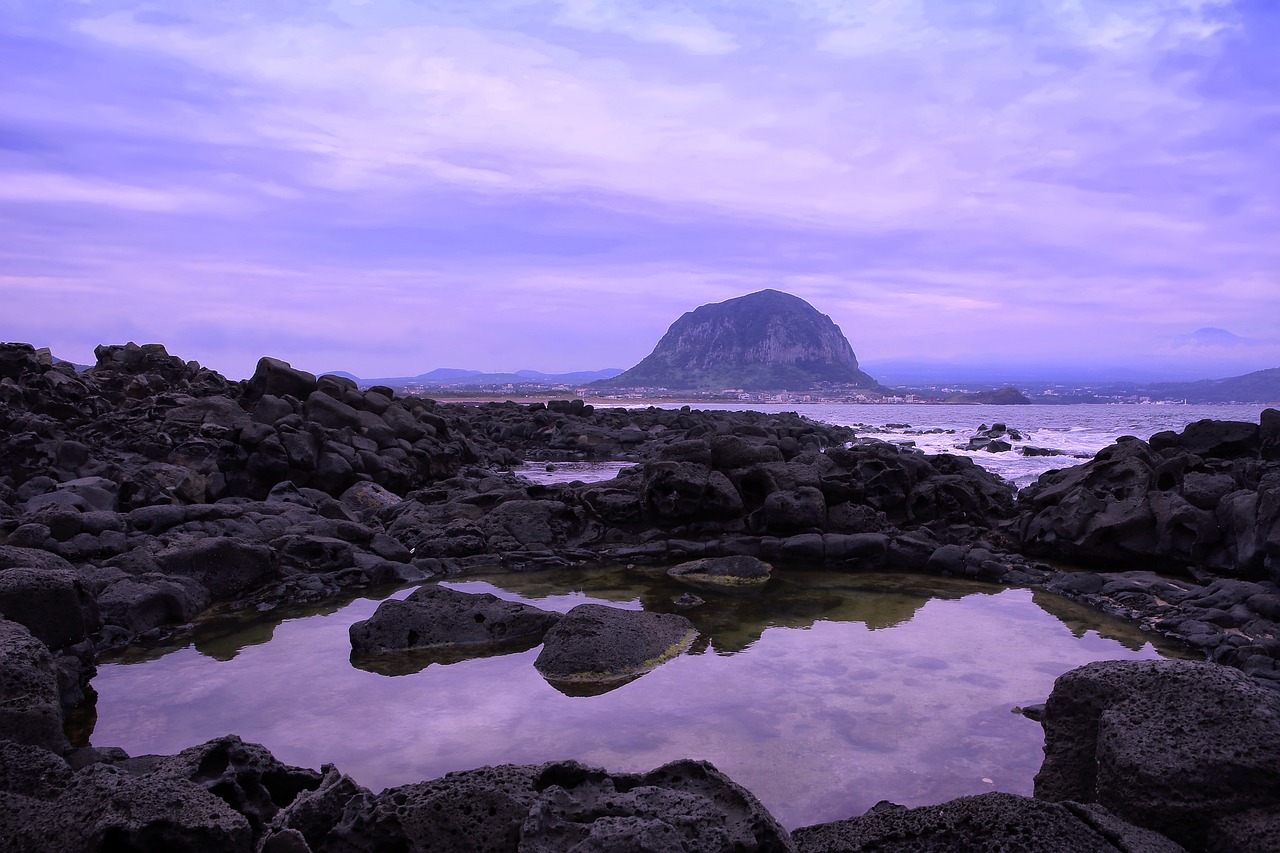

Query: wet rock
<box><xmin>535</xmin><ymin>604</ymin><xmax>697</xmax><ymax>692</ymax></box>
<box><xmin>1035</xmin><ymin>659</ymin><xmax>1280</xmax><ymax>850</ymax></box>
<box><xmin>668</xmin><ymin>555</ymin><xmax>773</xmax><ymax>590</ymax></box>
<box><xmin>1023</xmin><ymin>446</ymin><xmax>1065</xmax><ymax>457</ymax></box>
<box><xmin>350</xmin><ymin>584</ymin><xmax>560</xmax><ymax>656</ymax></box>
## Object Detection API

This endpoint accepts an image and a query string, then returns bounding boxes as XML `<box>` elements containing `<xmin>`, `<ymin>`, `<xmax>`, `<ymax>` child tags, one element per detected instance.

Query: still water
<box><xmin>90</xmin><ymin>568</ymin><xmax>1190</xmax><ymax>829</ymax></box>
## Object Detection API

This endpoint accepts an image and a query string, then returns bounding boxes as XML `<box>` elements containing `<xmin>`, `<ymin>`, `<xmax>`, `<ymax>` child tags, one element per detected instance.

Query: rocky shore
<box><xmin>2</xmin><ymin>341</ymin><xmax>1279</xmax><ymax>851</ymax></box>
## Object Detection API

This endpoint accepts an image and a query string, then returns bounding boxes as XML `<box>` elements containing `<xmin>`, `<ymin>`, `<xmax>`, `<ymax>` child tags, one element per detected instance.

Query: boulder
<box><xmin>792</xmin><ymin>792</ymin><xmax>1183</xmax><ymax>853</ymax></box>
<box><xmin>0</xmin><ymin>567</ymin><xmax>100</xmax><ymax>650</ymax></box>
<box><xmin>641</xmin><ymin>462</ymin><xmax>744</xmax><ymax>523</ymax></box>
<box><xmin>155</xmin><ymin>537</ymin><xmax>274</xmax><ymax>599</ymax></box>
<box><xmin>325</xmin><ymin>763</ymin><xmax>543</xmax><ymax>852</ymax></box>
<box><xmin>0</xmin><ymin>618</ymin><xmax>69</xmax><ymax>753</ymax></box>
<box><xmin>97</xmin><ymin>575</ymin><xmax>211</xmax><ymax>636</ymax></box>
<box><xmin>350</xmin><ymin>585</ymin><xmax>561</xmax><ymax>657</ymax></box>
<box><xmin>138</xmin><ymin>735</ymin><xmax>323</xmax><ymax>836</ymax></box>
<box><xmin>244</xmin><ymin>357</ymin><xmax>318</xmax><ymax>403</ymax></box>
<box><xmin>10</xmin><ymin>760</ymin><xmax>255</xmax><ymax>852</ymax></box>
<box><xmin>534</xmin><ymin>604</ymin><xmax>697</xmax><ymax>692</ymax></box>
<box><xmin>758</xmin><ymin>486</ymin><xmax>826</xmax><ymax>534</ymax></box>
<box><xmin>1035</xmin><ymin>659</ymin><xmax>1280</xmax><ymax>850</ymax></box>
<box><xmin>339</xmin><ymin>481</ymin><xmax>402</xmax><ymax>518</ymax></box>
<box><xmin>520</xmin><ymin>759</ymin><xmax>794</xmax><ymax>853</ymax></box>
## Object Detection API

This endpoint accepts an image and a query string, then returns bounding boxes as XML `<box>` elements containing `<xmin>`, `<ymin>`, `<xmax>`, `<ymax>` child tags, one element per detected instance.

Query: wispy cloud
<box><xmin>1</xmin><ymin>0</ymin><xmax>1276</xmax><ymax>379</ymax></box>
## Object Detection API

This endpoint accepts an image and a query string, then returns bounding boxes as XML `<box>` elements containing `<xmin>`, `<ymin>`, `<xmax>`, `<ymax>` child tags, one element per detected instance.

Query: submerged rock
<box><xmin>534</xmin><ymin>603</ymin><xmax>697</xmax><ymax>693</ymax></box>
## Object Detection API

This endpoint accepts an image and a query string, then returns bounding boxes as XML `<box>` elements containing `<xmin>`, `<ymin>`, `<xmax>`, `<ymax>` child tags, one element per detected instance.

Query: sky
<box><xmin>2</xmin><ymin>0</ymin><xmax>1278</xmax><ymax>382</ymax></box>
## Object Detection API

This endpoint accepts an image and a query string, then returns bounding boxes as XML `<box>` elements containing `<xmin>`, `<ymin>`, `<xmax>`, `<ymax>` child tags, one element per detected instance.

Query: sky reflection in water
<box><xmin>89</xmin><ymin>569</ymin><xmax>1188</xmax><ymax>829</ymax></box>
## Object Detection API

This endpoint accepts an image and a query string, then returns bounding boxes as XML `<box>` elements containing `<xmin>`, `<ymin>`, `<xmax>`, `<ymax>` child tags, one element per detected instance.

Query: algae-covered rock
<box><xmin>668</xmin><ymin>555</ymin><xmax>773</xmax><ymax>591</ymax></box>
<box><xmin>534</xmin><ymin>603</ymin><xmax>696</xmax><ymax>694</ymax></box>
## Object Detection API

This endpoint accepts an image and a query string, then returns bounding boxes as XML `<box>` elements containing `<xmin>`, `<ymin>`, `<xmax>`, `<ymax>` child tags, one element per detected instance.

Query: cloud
<box><xmin>552</xmin><ymin>0</ymin><xmax>738</xmax><ymax>54</ymax></box>
<box><xmin>1</xmin><ymin>0</ymin><xmax>1276</xmax><ymax>378</ymax></box>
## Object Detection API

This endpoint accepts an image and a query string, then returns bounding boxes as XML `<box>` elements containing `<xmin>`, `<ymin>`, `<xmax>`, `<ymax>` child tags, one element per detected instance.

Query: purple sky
<box><xmin>3</xmin><ymin>1</ymin><xmax>1277</xmax><ymax>382</ymax></box>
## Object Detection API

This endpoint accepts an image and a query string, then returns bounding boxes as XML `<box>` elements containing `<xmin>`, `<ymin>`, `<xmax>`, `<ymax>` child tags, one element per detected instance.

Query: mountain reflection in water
<box><xmin>89</xmin><ymin>568</ymin><xmax>1192</xmax><ymax>829</ymax></box>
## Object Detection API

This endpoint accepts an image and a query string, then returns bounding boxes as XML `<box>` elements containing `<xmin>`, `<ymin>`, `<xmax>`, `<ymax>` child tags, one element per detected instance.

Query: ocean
<box><xmin>517</xmin><ymin>402</ymin><xmax>1273</xmax><ymax>490</ymax></box>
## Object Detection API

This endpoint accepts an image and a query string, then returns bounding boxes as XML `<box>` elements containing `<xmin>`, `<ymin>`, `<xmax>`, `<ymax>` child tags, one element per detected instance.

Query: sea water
<box><xmin>517</xmin><ymin>403</ymin><xmax>1271</xmax><ymax>489</ymax></box>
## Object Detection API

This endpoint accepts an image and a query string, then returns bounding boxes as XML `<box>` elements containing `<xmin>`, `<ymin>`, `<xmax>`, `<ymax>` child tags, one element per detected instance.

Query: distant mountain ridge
<box><xmin>323</xmin><ymin>367</ymin><xmax>625</xmax><ymax>389</ymax></box>
<box><xmin>1143</xmin><ymin>367</ymin><xmax>1280</xmax><ymax>403</ymax></box>
<box><xmin>593</xmin><ymin>289</ymin><xmax>885</xmax><ymax>392</ymax></box>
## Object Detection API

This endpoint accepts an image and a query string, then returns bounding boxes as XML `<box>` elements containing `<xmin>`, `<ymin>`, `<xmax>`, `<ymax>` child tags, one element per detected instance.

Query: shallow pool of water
<box><xmin>89</xmin><ymin>568</ymin><xmax>1190</xmax><ymax>829</ymax></box>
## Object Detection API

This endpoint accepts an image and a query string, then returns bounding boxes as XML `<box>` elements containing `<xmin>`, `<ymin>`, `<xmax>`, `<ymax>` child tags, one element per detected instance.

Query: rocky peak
<box><xmin>599</xmin><ymin>289</ymin><xmax>883</xmax><ymax>391</ymax></box>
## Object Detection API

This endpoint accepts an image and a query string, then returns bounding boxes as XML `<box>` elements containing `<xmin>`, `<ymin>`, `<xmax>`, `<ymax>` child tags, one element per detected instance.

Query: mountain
<box><xmin>320</xmin><ymin>367</ymin><xmax>625</xmax><ymax>390</ymax></box>
<box><xmin>594</xmin><ymin>289</ymin><xmax>884</xmax><ymax>392</ymax></box>
<box><xmin>1143</xmin><ymin>367</ymin><xmax>1280</xmax><ymax>403</ymax></box>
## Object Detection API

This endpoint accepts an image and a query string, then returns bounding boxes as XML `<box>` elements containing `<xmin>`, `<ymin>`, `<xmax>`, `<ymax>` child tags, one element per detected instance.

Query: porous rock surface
<box><xmin>349</xmin><ymin>583</ymin><xmax>561</xmax><ymax>655</ymax></box>
<box><xmin>534</xmin><ymin>603</ymin><xmax>698</xmax><ymax>688</ymax></box>
<box><xmin>792</xmin><ymin>792</ymin><xmax>1185</xmax><ymax>853</ymax></box>
<box><xmin>1035</xmin><ymin>659</ymin><xmax>1280</xmax><ymax>851</ymax></box>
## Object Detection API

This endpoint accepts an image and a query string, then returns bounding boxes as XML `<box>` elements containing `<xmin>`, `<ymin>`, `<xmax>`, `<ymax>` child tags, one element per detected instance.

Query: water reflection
<box><xmin>88</xmin><ymin>568</ymin><xmax>1193</xmax><ymax>830</ymax></box>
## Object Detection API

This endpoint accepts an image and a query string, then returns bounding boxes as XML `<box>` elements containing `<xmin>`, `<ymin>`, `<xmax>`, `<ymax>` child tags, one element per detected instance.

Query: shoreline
<box><xmin>2</xmin><ymin>342</ymin><xmax>1278</xmax><ymax>851</ymax></box>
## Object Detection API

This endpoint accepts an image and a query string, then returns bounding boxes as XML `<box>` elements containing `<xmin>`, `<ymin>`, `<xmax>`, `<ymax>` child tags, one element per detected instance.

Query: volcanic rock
<box><xmin>1035</xmin><ymin>659</ymin><xmax>1280</xmax><ymax>850</ymax></box>
<box><xmin>668</xmin><ymin>555</ymin><xmax>773</xmax><ymax>590</ymax></box>
<box><xmin>349</xmin><ymin>584</ymin><xmax>561</xmax><ymax>657</ymax></box>
<box><xmin>597</xmin><ymin>290</ymin><xmax>883</xmax><ymax>392</ymax></box>
<box><xmin>534</xmin><ymin>604</ymin><xmax>697</xmax><ymax>692</ymax></box>
<box><xmin>792</xmin><ymin>792</ymin><xmax>1183</xmax><ymax>853</ymax></box>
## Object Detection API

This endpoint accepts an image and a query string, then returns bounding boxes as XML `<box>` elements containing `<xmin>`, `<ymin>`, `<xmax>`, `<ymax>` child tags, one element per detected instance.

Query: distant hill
<box><xmin>1143</xmin><ymin>367</ymin><xmax>1280</xmax><ymax>403</ymax></box>
<box><xmin>943</xmin><ymin>387</ymin><xmax>1032</xmax><ymax>405</ymax></box>
<box><xmin>322</xmin><ymin>367</ymin><xmax>625</xmax><ymax>390</ymax></box>
<box><xmin>593</xmin><ymin>289</ymin><xmax>885</xmax><ymax>392</ymax></box>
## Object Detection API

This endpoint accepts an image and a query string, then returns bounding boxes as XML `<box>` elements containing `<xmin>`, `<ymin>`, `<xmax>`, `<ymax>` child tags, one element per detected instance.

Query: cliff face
<box><xmin>600</xmin><ymin>290</ymin><xmax>883</xmax><ymax>391</ymax></box>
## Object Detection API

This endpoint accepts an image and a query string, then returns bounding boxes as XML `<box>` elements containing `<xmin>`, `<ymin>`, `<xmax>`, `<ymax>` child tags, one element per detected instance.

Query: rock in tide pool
<box><xmin>534</xmin><ymin>603</ymin><xmax>697</xmax><ymax>695</ymax></box>
<box><xmin>350</xmin><ymin>585</ymin><xmax>561</xmax><ymax>673</ymax></box>
<box><xmin>668</xmin><ymin>555</ymin><xmax>773</xmax><ymax>591</ymax></box>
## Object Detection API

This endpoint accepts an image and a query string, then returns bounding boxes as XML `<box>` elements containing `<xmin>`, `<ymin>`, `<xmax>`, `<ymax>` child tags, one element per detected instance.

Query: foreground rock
<box><xmin>0</xmin><ymin>735</ymin><xmax>320</xmax><ymax>853</ymax></box>
<box><xmin>792</xmin><ymin>792</ymin><xmax>1184</xmax><ymax>853</ymax></box>
<box><xmin>1036</xmin><ymin>659</ymin><xmax>1280</xmax><ymax>851</ymax></box>
<box><xmin>0</xmin><ymin>735</ymin><xmax>792</xmax><ymax>853</ymax></box>
<box><xmin>349</xmin><ymin>584</ymin><xmax>561</xmax><ymax>664</ymax></box>
<box><xmin>534</xmin><ymin>603</ymin><xmax>698</xmax><ymax>693</ymax></box>
<box><xmin>0</xmin><ymin>618</ymin><xmax>69</xmax><ymax>754</ymax></box>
